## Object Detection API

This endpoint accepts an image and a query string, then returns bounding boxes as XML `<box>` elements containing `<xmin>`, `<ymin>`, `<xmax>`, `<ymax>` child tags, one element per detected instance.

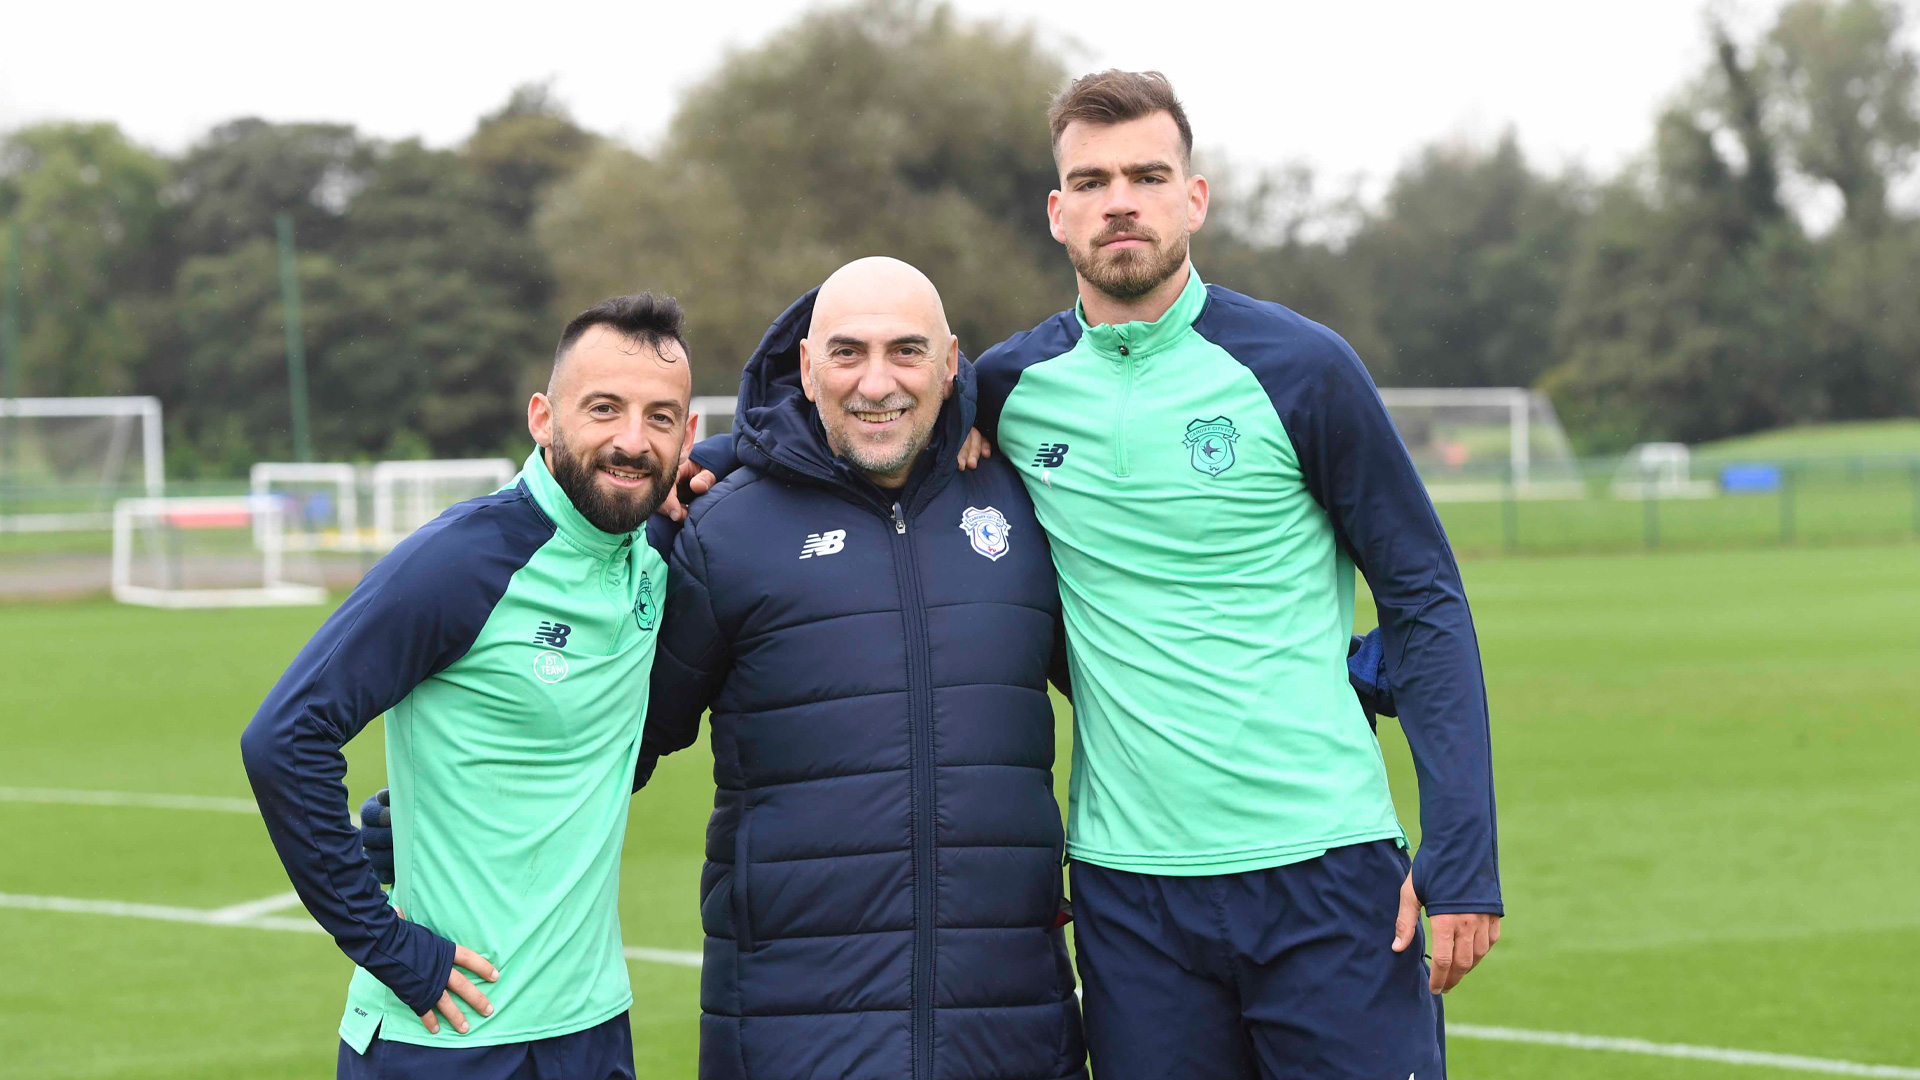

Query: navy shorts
<box><xmin>1071</xmin><ymin>840</ymin><xmax>1444</xmax><ymax>1080</ymax></box>
<box><xmin>337</xmin><ymin>1010</ymin><xmax>634</xmax><ymax>1080</ymax></box>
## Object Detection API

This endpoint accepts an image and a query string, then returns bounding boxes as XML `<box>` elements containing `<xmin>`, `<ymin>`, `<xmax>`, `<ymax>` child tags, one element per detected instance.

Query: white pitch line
<box><xmin>1</xmin><ymin>891</ymin><xmax>1908</xmax><ymax>1075</ymax></box>
<box><xmin>0</xmin><ymin>891</ymin><xmax>322</xmax><ymax>933</ymax></box>
<box><xmin>1451</xmin><ymin>1024</ymin><xmax>1920</xmax><ymax>1078</ymax></box>
<box><xmin>0</xmin><ymin>786</ymin><xmax>259</xmax><ymax>814</ymax></box>
<box><xmin>205</xmin><ymin>890</ymin><xmax>306</xmax><ymax>923</ymax></box>
<box><xmin>0</xmin><ymin>785</ymin><xmax>360</xmax><ymax>825</ymax></box>
<box><xmin>0</xmin><ymin>891</ymin><xmax>703</xmax><ymax>968</ymax></box>
<box><xmin>623</xmin><ymin>945</ymin><xmax>702</xmax><ymax>968</ymax></box>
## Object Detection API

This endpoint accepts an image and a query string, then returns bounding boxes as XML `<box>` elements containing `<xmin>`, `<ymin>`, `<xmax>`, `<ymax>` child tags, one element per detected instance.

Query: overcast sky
<box><xmin>0</xmin><ymin>0</ymin><xmax>1863</xmax><ymax>193</ymax></box>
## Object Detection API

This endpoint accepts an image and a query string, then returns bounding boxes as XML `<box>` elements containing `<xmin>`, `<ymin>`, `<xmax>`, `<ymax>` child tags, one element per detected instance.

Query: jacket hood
<box><xmin>732</xmin><ymin>286</ymin><xmax>978</xmax><ymax>495</ymax></box>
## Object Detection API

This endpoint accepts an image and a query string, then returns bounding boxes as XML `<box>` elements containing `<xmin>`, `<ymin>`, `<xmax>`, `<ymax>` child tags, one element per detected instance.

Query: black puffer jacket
<box><xmin>641</xmin><ymin>289</ymin><xmax>1087</xmax><ymax>1080</ymax></box>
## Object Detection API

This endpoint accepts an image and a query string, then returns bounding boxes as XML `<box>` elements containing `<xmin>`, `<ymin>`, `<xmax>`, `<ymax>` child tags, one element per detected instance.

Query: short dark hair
<box><xmin>1047</xmin><ymin>69</ymin><xmax>1193</xmax><ymax>168</ymax></box>
<box><xmin>554</xmin><ymin>292</ymin><xmax>689</xmax><ymax>368</ymax></box>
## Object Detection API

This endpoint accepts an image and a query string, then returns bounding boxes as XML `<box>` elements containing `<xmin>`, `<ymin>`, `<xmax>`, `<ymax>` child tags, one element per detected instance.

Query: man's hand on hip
<box><xmin>1391</xmin><ymin>871</ymin><xmax>1500</xmax><ymax>994</ymax></box>
<box><xmin>393</xmin><ymin>905</ymin><xmax>500</xmax><ymax>1035</ymax></box>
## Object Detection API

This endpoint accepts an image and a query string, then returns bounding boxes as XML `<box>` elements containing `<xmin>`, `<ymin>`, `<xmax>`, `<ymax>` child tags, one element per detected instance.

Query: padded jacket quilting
<box><xmin>640</xmin><ymin>289</ymin><xmax>1087</xmax><ymax>1080</ymax></box>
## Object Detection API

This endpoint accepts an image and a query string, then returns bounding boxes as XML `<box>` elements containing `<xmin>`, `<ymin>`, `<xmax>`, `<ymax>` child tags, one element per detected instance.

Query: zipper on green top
<box><xmin>1113</xmin><ymin>342</ymin><xmax>1134</xmax><ymax>477</ymax></box>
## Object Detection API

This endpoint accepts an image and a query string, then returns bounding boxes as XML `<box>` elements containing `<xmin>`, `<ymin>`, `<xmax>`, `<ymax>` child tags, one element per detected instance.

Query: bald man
<box><xmin>637</xmin><ymin>259</ymin><xmax>1088</xmax><ymax>1080</ymax></box>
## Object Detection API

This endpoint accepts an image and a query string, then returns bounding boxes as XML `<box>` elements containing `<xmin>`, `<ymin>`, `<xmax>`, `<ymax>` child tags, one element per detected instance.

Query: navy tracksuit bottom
<box><xmin>336</xmin><ymin>1012</ymin><xmax>633</xmax><ymax>1080</ymax></box>
<box><xmin>1072</xmin><ymin>840</ymin><xmax>1445</xmax><ymax>1080</ymax></box>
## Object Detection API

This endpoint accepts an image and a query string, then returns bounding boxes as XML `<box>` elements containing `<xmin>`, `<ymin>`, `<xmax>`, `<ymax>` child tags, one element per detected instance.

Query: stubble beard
<box><xmin>810</xmin><ymin>373</ymin><xmax>943</xmax><ymax>483</ymax></box>
<box><xmin>1069</xmin><ymin>224</ymin><xmax>1191</xmax><ymax>303</ymax></box>
<box><xmin>547</xmin><ymin>428</ymin><xmax>676</xmax><ymax>534</ymax></box>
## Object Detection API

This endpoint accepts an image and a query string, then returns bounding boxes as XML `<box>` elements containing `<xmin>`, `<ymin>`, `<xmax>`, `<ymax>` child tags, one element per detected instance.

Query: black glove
<box><xmin>360</xmin><ymin>788</ymin><xmax>394</xmax><ymax>886</ymax></box>
<box><xmin>1348</xmin><ymin>628</ymin><xmax>1397</xmax><ymax>722</ymax></box>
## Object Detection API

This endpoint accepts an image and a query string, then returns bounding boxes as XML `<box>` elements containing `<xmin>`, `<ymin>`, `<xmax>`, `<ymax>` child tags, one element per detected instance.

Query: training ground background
<box><xmin>1</xmin><ymin>542</ymin><xmax>1916</xmax><ymax>1079</ymax></box>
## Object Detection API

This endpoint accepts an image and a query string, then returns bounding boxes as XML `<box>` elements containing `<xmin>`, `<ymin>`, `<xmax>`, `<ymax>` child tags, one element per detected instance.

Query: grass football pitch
<box><xmin>2</xmin><ymin>542</ymin><xmax>1916</xmax><ymax>1079</ymax></box>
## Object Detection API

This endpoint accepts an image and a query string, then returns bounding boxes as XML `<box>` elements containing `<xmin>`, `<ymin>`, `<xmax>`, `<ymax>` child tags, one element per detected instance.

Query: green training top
<box><xmin>330</xmin><ymin>448</ymin><xmax>666</xmax><ymax>1050</ymax></box>
<box><xmin>977</xmin><ymin>269</ymin><xmax>1408</xmax><ymax>876</ymax></box>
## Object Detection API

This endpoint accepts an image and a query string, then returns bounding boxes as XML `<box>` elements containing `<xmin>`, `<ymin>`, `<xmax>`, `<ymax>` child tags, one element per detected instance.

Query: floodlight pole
<box><xmin>1</xmin><ymin>223</ymin><xmax>23</xmax><ymax>518</ymax></box>
<box><xmin>276</xmin><ymin>212</ymin><xmax>313</xmax><ymax>463</ymax></box>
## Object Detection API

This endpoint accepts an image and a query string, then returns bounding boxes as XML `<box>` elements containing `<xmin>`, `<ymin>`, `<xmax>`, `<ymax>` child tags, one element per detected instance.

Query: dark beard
<box><xmin>1068</xmin><ymin>226</ymin><xmax>1190</xmax><ymax>302</ymax></box>
<box><xmin>546</xmin><ymin>433</ymin><xmax>675</xmax><ymax>535</ymax></box>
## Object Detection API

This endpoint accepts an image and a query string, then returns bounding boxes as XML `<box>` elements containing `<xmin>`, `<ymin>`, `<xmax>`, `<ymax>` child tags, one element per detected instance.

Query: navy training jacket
<box><xmin>639</xmin><ymin>290</ymin><xmax>1088</xmax><ymax>1080</ymax></box>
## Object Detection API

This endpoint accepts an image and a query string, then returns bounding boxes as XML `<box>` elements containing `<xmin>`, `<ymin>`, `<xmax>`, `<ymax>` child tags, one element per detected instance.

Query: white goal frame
<box><xmin>112</xmin><ymin>495</ymin><xmax>329</xmax><ymax>608</ymax></box>
<box><xmin>250</xmin><ymin>461</ymin><xmax>365</xmax><ymax>552</ymax></box>
<box><xmin>691</xmin><ymin>396</ymin><xmax>737</xmax><ymax>442</ymax></box>
<box><xmin>370</xmin><ymin>458</ymin><xmax>517</xmax><ymax>549</ymax></box>
<box><xmin>1</xmin><ymin>396</ymin><xmax>165</xmax><ymax>532</ymax></box>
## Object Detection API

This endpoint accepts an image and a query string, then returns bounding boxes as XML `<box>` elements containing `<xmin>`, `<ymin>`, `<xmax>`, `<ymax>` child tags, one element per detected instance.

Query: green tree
<box><xmin>537</xmin><ymin>0</ymin><xmax>1072</xmax><ymax>391</ymax></box>
<box><xmin>1345</xmin><ymin>133</ymin><xmax>1586</xmax><ymax>388</ymax></box>
<box><xmin>1193</xmin><ymin>163</ymin><xmax>1390</xmax><ymax>367</ymax></box>
<box><xmin>1761</xmin><ymin>0</ymin><xmax>1920</xmax><ymax>234</ymax></box>
<box><xmin>1547</xmin><ymin>27</ymin><xmax>1823</xmax><ymax>450</ymax></box>
<box><xmin>170</xmin><ymin>119</ymin><xmax>373</xmax><ymax>259</ymax></box>
<box><xmin>0</xmin><ymin>123</ymin><xmax>171</xmax><ymax>398</ymax></box>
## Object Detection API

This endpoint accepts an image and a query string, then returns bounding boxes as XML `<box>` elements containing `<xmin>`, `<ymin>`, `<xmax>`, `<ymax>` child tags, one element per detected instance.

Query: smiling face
<box><xmin>799</xmin><ymin>258</ymin><xmax>959</xmax><ymax>490</ymax></box>
<box><xmin>528</xmin><ymin>325</ymin><xmax>694</xmax><ymax>533</ymax></box>
<box><xmin>1048</xmin><ymin>111</ymin><xmax>1209</xmax><ymax>307</ymax></box>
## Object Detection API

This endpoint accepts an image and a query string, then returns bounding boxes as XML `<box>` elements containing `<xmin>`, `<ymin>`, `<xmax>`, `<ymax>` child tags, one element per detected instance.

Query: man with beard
<box><xmin>955</xmin><ymin>72</ymin><xmax>1503</xmax><ymax>1079</ymax></box>
<box><xmin>241</xmin><ymin>292</ymin><xmax>694</xmax><ymax>1080</ymax></box>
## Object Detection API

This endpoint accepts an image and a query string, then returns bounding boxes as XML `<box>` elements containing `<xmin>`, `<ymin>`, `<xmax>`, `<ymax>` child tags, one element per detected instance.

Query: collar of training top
<box><xmin>1075</xmin><ymin>264</ymin><xmax>1208</xmax><ymax>361</ymax></box>
<box><xmin>519</xmin><ymin>445</ymin><xmax>635</xmax><ymax>556</ymax></box>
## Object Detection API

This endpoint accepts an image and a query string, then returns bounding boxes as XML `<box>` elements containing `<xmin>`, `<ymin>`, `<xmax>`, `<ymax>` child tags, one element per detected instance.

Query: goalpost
<box><xmin>1374</xmin><ymin>387</ymin><xmax>1584</xmax><ymax>501</ymax></box>
<box><xmin>0</xmin><ymin>396</ymin><xmax>165</xmax><ymax>532</ymax></box>
<box><xmin>370</xmin><ymin>458</ymin><xmax>517</xmax><ymax>549</ymax></box>
<box><xmin>250</xmin><ymin>461</ymin><xmax>364</xmax><ymax>552</ymax></box>
<box><xmin>112</xmin><ymin>496</ymin><xmax>328</xmax><ymax>608</ymax></box>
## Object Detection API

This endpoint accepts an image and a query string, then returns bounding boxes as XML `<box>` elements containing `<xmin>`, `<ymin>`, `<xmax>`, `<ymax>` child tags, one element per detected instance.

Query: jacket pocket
<box><xmin>731</xmin><ymin>807</ymin><xmax>756</xmax><ymax>953</ymax></box>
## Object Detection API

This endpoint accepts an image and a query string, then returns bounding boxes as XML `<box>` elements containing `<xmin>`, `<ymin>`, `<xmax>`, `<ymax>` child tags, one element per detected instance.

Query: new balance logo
<box><xmin>1032</xmin><ymin>443</ymin><xmax>1069</xmax><ymax>469</ymax></box>
<box><xmin>533</xmin><ymin>621</ymin><xmax>571</xmax><ymax>649</ymax></box>
<box><xmin>798</xmin><ymin>530</ymin><xmax>847</xmax><ymax>559</ymax></box>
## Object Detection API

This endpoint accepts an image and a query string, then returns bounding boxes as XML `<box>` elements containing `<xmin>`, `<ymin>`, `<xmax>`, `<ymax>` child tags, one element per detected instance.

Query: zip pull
<box><xmin>891</xmin><ymin>502</ymin><xmax>907</xmax><ymax>535</ymax></box>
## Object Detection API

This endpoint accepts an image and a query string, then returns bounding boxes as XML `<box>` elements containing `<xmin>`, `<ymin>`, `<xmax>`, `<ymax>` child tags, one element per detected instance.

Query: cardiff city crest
<box><xmin>958</xmin><ymin>506</ymin><xmax>1012</xmax><ymax>562</ymax></box>
<box><xmin>1183</xmin><ymin>416</ymin><xmax>1240</xmax><ymax>477</ymax></box>
<box><xmin>633</xmin><ymin>570</ymin><xmax>657</xmax><ymax>631</ymax></box>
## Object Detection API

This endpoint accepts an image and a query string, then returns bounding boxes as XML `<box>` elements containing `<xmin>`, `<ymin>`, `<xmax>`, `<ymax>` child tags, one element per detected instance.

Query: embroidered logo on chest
<box><xmin>958</xmin><ymin>506</ymin><xmax>1012</xmax><ymax>561</ymax></box>
<box><xmin>633</xmin><ymin>570</ymin><xmax>657</xmax><ymax>631</ymax></box>
<box><xmin>1183</xmin><ymin>416</ymin><xmax>1240</xmax><ymax>477</ymax></box>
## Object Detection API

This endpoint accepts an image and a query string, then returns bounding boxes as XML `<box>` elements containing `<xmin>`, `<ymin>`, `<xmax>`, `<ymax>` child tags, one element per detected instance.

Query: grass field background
<box><xmin>2</xmin><ymin>542</ymin><xmax>1917</xmax><ymax>1078</ymax></box>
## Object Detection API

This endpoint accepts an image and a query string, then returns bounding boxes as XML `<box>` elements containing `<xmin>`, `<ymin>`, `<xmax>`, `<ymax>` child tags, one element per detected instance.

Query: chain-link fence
<box><xmin>1431</xmin><ymin>454</ymin><xmax>1920</xmax><ymax>557</ymax></box>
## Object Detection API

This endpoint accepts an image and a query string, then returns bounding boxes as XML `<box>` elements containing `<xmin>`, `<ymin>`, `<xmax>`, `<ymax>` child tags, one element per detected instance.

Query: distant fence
<box><xmin>1429</xmin><ymin>454</ymin><xmax>1920</xmax><ymax>557</ymax></box>
<box><xmin>4</xmin><ymin>454</ymin><xmax>1918</xmax><ymax>601</ymax></box>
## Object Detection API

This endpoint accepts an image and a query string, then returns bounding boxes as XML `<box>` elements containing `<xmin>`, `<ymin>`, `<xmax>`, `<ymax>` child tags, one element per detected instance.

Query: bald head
<box><xmin>808</xmin><ymin>257</ymin><xmax>951</xmax><ymax>344</ymax></box>
<box><xmin>800</xmin><ymin>257</ymin><xmax>960</xmax><ymax>489</ymax></box>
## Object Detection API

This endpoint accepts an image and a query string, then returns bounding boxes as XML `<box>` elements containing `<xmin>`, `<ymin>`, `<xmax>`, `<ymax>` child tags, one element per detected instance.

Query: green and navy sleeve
<box><xmin>1196</xmin><ymin>288</ymin><xmax>1502</xmax><ymax>916</ymax></box>
<box><xmin>975</xmin><ymin>313</ymin><xmax>1081</xmax><ymax>446</ymax></box>
<box><xmin>240</xmin><ymin>487</ymin><xmax>553</xmax><ymax>1014</ymax></box>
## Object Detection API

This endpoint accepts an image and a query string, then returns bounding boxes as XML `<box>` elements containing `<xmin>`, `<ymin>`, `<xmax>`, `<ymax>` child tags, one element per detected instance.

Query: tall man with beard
<box><xmin>960</xmin><ymin>72</ymin><xmax>1504</xmax><ymax>1079</ymax></box>
<box><xmin>242</xmin><ymin>293</ymin><xmax>694</xmax><ymax>1080</ymax></box>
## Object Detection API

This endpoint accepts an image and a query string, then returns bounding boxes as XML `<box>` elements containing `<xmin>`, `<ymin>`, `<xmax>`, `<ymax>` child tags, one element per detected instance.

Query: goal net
<box><xmin>370</xmin><ymin>459</ymin><xmax>517</xmax><ymax>549</ymax></box>
<box><xmin>251</xmin><ymin>462</ymin><xmax>366</xmax><ymax>552</ymax></box>
<box><xmin>1</xmin><ymin>397</ymin><xmax>165</xmax><ymax>532</ymax></box>
<box><xmin>1376</xmin><ymin>388</ymin><xmax>1583</xmax><ymax>501</ymax></box>
<box><xmin>1610</xmin><ymin>442</ymin><xmax>1717</xmax><ymax>500</ymax></box>
<box><xmin>113</xmin><ymin>496</ymin><xmax>328</xmax><ymax>608</ymax></box>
